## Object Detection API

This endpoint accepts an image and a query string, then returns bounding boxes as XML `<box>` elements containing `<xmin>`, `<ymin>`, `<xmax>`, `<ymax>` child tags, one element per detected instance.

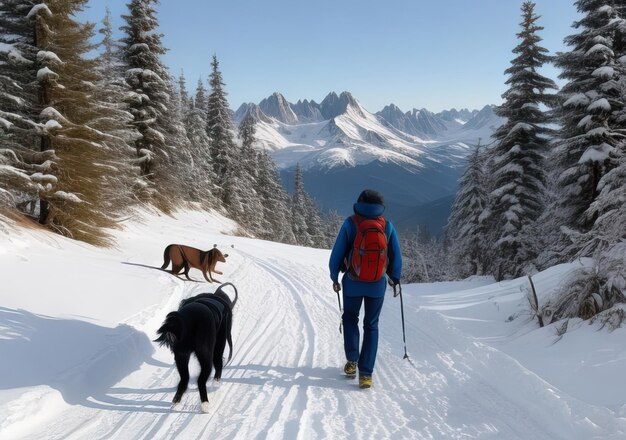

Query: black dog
<box><xmin>155</xmin><ymin>282</ymin><xmax>238</xmax><ymax>413</ymax></box>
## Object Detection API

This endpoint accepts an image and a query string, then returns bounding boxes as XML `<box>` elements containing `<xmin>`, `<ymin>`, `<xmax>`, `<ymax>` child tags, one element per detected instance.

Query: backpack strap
<box><xmin>384</xmin><ymin>220</ymin><xmax>394</xmax><ymax>278</ymax></box>
<box><xmin>341</xmin><ymin>215</ymin><xmax>361</xmax><ymax>276</ymax></box>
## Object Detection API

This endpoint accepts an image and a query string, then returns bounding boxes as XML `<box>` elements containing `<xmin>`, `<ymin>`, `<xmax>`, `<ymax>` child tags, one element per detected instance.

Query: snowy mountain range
<box><xmin>235</xmin><ymin>92</ymin><xmax>503</xmax><ymax>233</ymax></box>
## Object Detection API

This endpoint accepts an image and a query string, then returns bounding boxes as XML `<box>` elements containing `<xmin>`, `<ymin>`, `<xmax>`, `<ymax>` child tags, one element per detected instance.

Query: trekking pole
<box><xmin>393</xmin><ymin>282</ymin><xmax>409</xmax><ymax>360</ymax></box>
<box><xmin>334</xmin><ymin>283</ymin><xmax>343</xmax><ymax>334</ymax></box>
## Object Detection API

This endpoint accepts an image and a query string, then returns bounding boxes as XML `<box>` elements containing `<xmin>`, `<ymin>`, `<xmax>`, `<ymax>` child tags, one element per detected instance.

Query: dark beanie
<box><xmin>357</xmin><ymin>189</ymin><xmax>384</xmax><ymax>205</ymax></box>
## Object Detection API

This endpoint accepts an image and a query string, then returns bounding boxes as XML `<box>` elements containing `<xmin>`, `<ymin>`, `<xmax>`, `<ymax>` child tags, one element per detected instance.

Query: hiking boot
<box><xmin>343</xmin><ymin>361</ymin><xmax>357</xmax><ymax>378</ymax></box>
<box><xmin>359</xmin><ymin>376</ymin><xmax>372</xmax><ymax>389</ymax></box>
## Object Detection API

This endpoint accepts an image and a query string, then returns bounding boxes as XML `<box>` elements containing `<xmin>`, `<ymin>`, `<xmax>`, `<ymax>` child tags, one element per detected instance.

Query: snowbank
<box><xmin>1</xmin><ymin>210</ymin><xmax>625</xmax><ymax>439</ymax></box>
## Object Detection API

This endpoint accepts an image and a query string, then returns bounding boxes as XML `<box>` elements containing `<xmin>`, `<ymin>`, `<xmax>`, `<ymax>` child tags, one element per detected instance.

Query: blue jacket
<box><xmin>329</xmin><ymin>202</ymin><xmax>402</xmax><ymax>298</ymax></box>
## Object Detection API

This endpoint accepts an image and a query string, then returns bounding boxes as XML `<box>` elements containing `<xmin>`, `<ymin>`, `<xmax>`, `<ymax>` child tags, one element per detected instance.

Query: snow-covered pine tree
<box><xmin>194</xmin><ymin>77</ymin><xmax>208</xmax><ymax>113</ymax></box>
<box><xmin>255</xmin><ymin>149</ymin><xmax>296</xmax><ymax>244</ymax></box>
<box><xmin>446</xmin><ymin>143</ymin><xmax>490</xmax><ymax>277</ymax></box>
<box><xmin>549</xmin><ymin>0</ymin><xmax>624</xmax><ymax>260</ymax></box>
<box><xmin>540</xmin><ymin>1</ymin><xmax>626</xmax><ymax>324</ymax></box>
<box><xmin>91</xmin><ymin>7</ymin><xmax>141</xmax><ymax>213</ymax></box>
<box><xmin>304</xmin><ymin>194</ymin><xmax>326</xmax><ymax>248</ymax></box>
<box><xmin>0</xmin><ymin>0</ymin><xmax>56</xmax><ymax>216</ymax></box>
<box><xmin>164</xmin><ymin>77</ymin><xmax>198</xmax><ymax>203</ymax></box>
<box><xmin>98</xmin><ymin>7</ymin><xmax>122</xmax><ymax>79</ymax></box>
<box><xmin>486</xmin><ymin>1</ymin><xmax>557</xmax><ymax>280</ymax></box>
<box><xmin>33</xmin><ymin>0</ymin><xmax>138</xmax><ymax>245</ymax></box>
<box><xmin>570</xmin><ymin>2</ymin><xmax>626</xmax><ymax>319</ymax></box>
<box><xmin>238</xmin><ymin>114</ymin><xmax>256</xmax><ymax>154</ymax></box>
<box><xmin>402</xmin><ymin>230</ymin><xmax>456</xmax><ymax>283</ymax></box>
<box><xmin>221</xmin><ymin>157</ymin><xmax>248</xmax><ymax>221</ymax></box>
<box><xmin>324</xmin><ymin>210</ymin><xmax>344</xmax><ymax>247</ymax></box>
<box><xmin>178</xmin><ymin>70</ymin><xmax>189</xmax><ymax>111</ymax></box>
<box><xmin>236</xmin><ymin>114</ymin><xmax>264</xmax><ymax>233</ymax></box>
<box><xmin>121</xmin><ymin>0</ymin><xmax>177</xmax><ymax>209</ymax></box>
<box><xmin>574</xmin><ymin>2</ymin><xmax>626</xmax><ymax>256</ymax></box>
<box><xmin>290</xmin><ymin>163</ymin><xmax>312</xmax><ymax>246</ymax></box>
<box><xmin>182</xmin><ymin>77</ymin><xmax>216</xmax><ymax>207</ymax></box>
<box><xmin>206</xmin><ymin>55</ymin><xmax>237</xmax><ymax>201</ymax></box>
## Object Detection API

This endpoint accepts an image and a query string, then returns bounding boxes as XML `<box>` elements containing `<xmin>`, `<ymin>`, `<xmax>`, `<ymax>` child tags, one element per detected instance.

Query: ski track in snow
<box><xmin>2</xmin><ymin>221</ymin><xmax>626</xmax><ymax>439</ymax></box>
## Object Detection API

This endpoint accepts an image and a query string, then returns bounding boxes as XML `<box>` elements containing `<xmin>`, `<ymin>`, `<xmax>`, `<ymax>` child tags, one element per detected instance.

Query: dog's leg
<box><xmin>213</xmin><ymin>270</ymin><xmax>223</xmax><ymax>275</ymax></box>
<box><xmin>172</xmin><ymin>352</ymin><xmax>191</xmax><ymax>406</ymax></box>
<box><xmin>183</xmin><ymin>264</ymin><xmax>193</xmax><ymax>280</ymax></box>
<box><xmin>196</xmin><ymin>340</ymin><xmax>216</xmax><ymax>411</ymax></box>
<box><xmin>202</xmin><ymin>270</ymin><xmax>214</xmax><ymax>283</ymax></box>
<box><xmin>213</xmin><ymin>327</ymin><xmax>227</xmax><ymax>382</ymax></box>
<box><xmin>170</xmin><ymin>263</ymin><xmax>182</xmax><ymax>275</ymax></box>
<box><xmin>161</xmin><ymin>245</ymin><xmax>172</xmax><ymax>270</ymax></box>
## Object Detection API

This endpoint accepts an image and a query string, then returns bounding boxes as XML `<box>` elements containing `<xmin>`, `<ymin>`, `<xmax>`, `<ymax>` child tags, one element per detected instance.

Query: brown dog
<box><xmin>161</xmin><ymin>244</ymin><xmax>228</xmax><ymax>283</ymax></box>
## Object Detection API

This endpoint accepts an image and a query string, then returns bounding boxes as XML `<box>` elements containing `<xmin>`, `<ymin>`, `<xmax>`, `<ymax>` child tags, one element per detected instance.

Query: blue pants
<box><xmin>342</xmin><ymin>294</ymin><xmax>385</xmax><ymax>376</ymax></box>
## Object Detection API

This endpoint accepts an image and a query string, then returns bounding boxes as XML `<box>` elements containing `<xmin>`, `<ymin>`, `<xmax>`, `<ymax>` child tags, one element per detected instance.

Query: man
<box><xmin>329</xmin><ymin>189</ymin><xmax>402</xmax><ymax>388</ymax></box>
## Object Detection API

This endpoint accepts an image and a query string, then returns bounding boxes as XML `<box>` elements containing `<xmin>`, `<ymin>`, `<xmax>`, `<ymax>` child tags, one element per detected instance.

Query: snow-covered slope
<box><xmin>1</xmin><ymin>212</ymin><xmax>625</xmax><ymax>439</ymax></box>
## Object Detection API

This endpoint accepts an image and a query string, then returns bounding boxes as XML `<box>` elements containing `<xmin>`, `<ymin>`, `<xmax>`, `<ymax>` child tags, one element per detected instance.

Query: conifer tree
<box><xmin>165</xmin><ymin>78</ymin><xmax>197</xmax><ymax>201</ymax></box>
<box><xmin>92</xmin><ymin>7</ymin><xmax>141</xmax><ymax>212</ymax></box>
<box><xmin>305</xmin><ymin>194</ymin><xmax>326</xmax><ymax>247</ymax></box>
<box><xmin>325</xmin><ymin>210</ymin><xmax>345</xmax><ymax>247</ymax></box>
<box><xmin>121</xmin><ymin>0</ymin><xmax>177</xmax><ymax>208</ymax></box>
<box><xmin>446</xmin><ymin>144</ymin><xmax>490</xmax><ymax>277</ymax></box>
<box><xmin>31</xmin><ymin>0</ymin><xmax>138</xmax><ymax>244</ymax></box>
<box><xmin>285</xmin><ymin>163</ymin><xmax>328</xmax><ymax>247</ymax></box>
<box><xmin>549</xmin><ymin>0</ymin><xmax>623</xmax><ymax>259</ymax></box>
<box><xmin>486</xmin><ymin>1</ymin><xmax>557</xmax><ymax>279</ymax></box>
<box><xmin>194</xmin><ymin>77</ymin><xmax>208</xmax><ymax>113</ymax></box>
<box><xmin>236</xmin><ymin>115</ymin><xmax>264</xmax><ymax>232</ymax></box>
<box><xmin>255</xmin><ymin>149</ymin><xmax>296</xmax><ymax>244</ymax></box>
<box><xmin>238</xmin><ymin>114</ymin><xmax>256</xmax><ymax>151</ymax></box>
<box><xmin>575</xmin><ymin>2</ymin><xmax>626</xmax><ymax>256</ymax></box>
<box><xmin>0</xmin><ymin>1</ymin><xmax>56</xmax><ymax>216</ymax></box>
<box><xmin>206</xmin><ymin>54</ymin><xmax>236</xmax><ymax>200</ymax></box>
<box><xmin>183</xmin><ymin>77</ymin><xmax>216</xmax><ymax>207</ymax></box>
<box><xmin>291</xmin><ymin>163</ymin><xmax>312</xmax><ymax>246</ymax></box>
<box><xmin>99</xmin><ymin>7</ymin><xmax>122</xmax><ymax>78</ymax></box>
<box><xmin>539</xmin><ymin>1</ymin><xmax>626</xmax><ymax>323</ymax></box>
<box><xmin>178</xmin><ymin>70</ymin><xmax>189</xmax><ymax>111</ymax></box>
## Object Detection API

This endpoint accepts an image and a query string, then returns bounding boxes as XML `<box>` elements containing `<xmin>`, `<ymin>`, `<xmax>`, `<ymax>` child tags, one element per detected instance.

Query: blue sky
<box><xmin>80</xmin><ymin>0</ymin><xmax>579</xmax><ymax>113</ymax></box>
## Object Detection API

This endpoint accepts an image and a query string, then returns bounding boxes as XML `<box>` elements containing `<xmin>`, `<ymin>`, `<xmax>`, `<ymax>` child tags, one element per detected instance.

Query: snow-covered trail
<box><xmin>2</xmin><ymin>211</ymin><xmax>625</xmax><ymax>439</ymax></box>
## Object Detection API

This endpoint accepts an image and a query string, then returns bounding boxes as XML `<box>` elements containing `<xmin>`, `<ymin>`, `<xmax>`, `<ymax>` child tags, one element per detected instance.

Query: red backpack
<box><xmin>346</xmin><ymin>215</ymin><xmax>389</xmax><ymax>282</ymax></box>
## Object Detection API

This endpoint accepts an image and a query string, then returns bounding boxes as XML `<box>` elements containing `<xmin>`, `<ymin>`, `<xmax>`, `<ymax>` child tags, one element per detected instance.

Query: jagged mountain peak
<box><xmin>320</xmin><ymin>91</ymin><xmax>363</xmax><ymax>120</ymax></box>
<box><xmin>291</xmin><ymin>98</ymin><xmax>323</xmax><ymax>123</ymax></box>
<box><xmin>234</xmin><ymin>102</ymin><xmax>272</xmax><ymax>124</ymax></box>
<box><xmin>295</xmin><ymin>98</ymin><xmax>319</xmax><ymax>106</ymax></box>
<box><xmin>259</xmin><ymin>92</ymin><xmax>298</xmax><ymax>124</ymax></box>
<box><xmin>384</xmin><ymin>103</ymin><xmax>403</xmax><ymax>112</ymax></box>
<box><xmin>462</xmin><ymin>105</ymin><xmax>500</xmax><ymax>131</ymax></box>
<box><xmin>437</xmin><ymin>108</ymin><xmax>477</xmax><ymax>124</ymax></box>
<box><xmin>234</xmin><ymin>102</ymin><xmax>254</xmax><ymax>120</ymax></box>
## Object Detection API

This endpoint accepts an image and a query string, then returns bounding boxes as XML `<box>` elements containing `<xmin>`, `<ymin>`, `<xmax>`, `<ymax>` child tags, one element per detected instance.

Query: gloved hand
<box><xmin>333</xmin><ymin>282</ymin><xmax>341</xmax><ymax>293</ymax></box>
<box><xmin>387</xmin><ymin>277</ymin><xmax>400</xmax><ymax>287</ymax></box>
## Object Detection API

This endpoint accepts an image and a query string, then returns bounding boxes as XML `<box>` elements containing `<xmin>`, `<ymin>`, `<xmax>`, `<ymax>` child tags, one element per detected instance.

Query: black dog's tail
<box><xmin>224</xmin><ymin>311</ymin><xmax>234</xmax><ymax>362</ymax></box>
<box><xmin>154</xmin><ymin>311</ymin><xmax>185</xmax><ymax>350</ymax></box>
<box><xmin>216</xmin><ymin>282</ymin><xmax>238</xmax><ymax>307</ymax></box>
<box><xmin>215</xmin><ymin>282</ymin><xmax>237</xmax><ymax>362</ymax></box>
<box><xmin>161</xmin><ymin>245</ymin><xmax>172</xmax><ymax>270</ymax></box>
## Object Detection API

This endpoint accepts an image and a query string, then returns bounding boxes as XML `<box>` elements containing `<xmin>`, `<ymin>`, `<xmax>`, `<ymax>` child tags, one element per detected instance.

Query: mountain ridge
<box><xmin>233</xmin><ymin>91</ymin><xmax>504</xmax><ymax>233</ymax></box>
